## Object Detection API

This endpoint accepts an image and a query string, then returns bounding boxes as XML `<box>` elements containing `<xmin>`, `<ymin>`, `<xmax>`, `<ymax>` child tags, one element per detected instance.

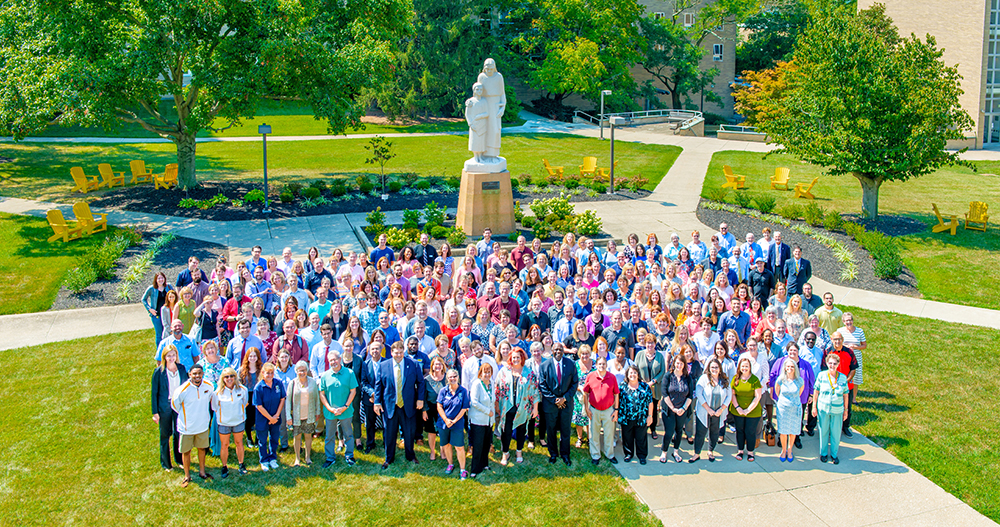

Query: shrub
<box><xmin>589</xmin><ymin>180</ymin><xmax>607</xmax><ymax>194</ymax></box>
<box><xmin>803</xmin><ymin>202</ymin><xmax>824</xmax><ymax>226</ymax></box>
<box><xmin>401</xmin><ymin>172</ymin><xmax>419</xmax><ymax>185</ymax></box>
<box><xmin>732</xmin><ymin>191</ymin><xmax>753</xmax><ymax>208</ymax></box>
<box><xmin>364</xmin><ymin>207</ymin><xmax>386</xmax><ymax>234</ymax></box>
<box><xmin>537</xmin><ymin>179</ymin><xmax>549</xmax><ymax>188</ymax></box>
<box><xmin>507</xmin><ymin>231</ymin><xmax>520</xmax><ymax>242</ymax></box>
<box><xmin>513</xmin><ymin>200</ymin><xmax>523</xmax><ymax>222</ymax></box>
<box><xmin>849</xmin><ymin>224</ymin><xmax>903</xmax><ymax>279</ymax></box>
<box><xmin>532</xmin><ymin>221</ymin><xmax>551</xmax><ymax>240</ymax></box>
<box><xmin>279</xmin><ymin>191</ymin><xmax>294</xmax><ymax>203</ymax></box>
<box><xmin>445</xmin><ymin>176</ymin><xmax>462</xmax><ymax>189</ymax></box>
<box><xmin>388</xmin><ymin>181</ymin><xmax>402</xmax><ymax>193</ymax></box>
<box><xmin>544</xmin><ymin>213</ymin><xmax>560</xmax><ymax>225</ymax></box>
<box><xmin>119</xmin><ymin>225</ymin><xmax>144</xmax><ymax>246</ymax></box>
<box><xmin>627</xmin><ymin>176</ymin><xmax>649</xmax><ymax>192</ymax></box>
<box><xmin>422</xmin><ymin>220</ymin><xmax>440</xmax><ymax>234</ymax></box>
<box><xmin>430</xmin><ymin>225</ymin><xmax>451</xmax><ymax>239</ymax></box>
<box><xmin>415</xmin><ymin>179</ymin><xmax>431</xmax><ymax>190</ymax></box>
<box><xmin>518</xmin><ymin>173</ymin><xmax>533</xmax><ymax>187</ymax></box>
<box><xmin>423</xmin><ymin>201</ymin><xmax>447</xmax><ymax>226</ymax></box>
<box><xmin>446</xmin><ymin>227</ymin><xmax>466</xmax><ymax>247</ymax></box>
<box><xmin>703</xmin><ymin>188</ymin><xmax>730</xmax><ymax>202</ymax></box>
<box><xmin>384</xmin><ymin>227</ymin><xmax>415</xmax><ymax>250</ymax></box>
<box><xmin>874</xmin><ymin>257</ymin><xmax>903</xmax><ymax>280</ymax></box>
<box><xmin>564</xmin><ymin>178</ymin><xmax>581</xmax><ymax>190</ymax></box>
<box><xmin>521</xmin><ymin>215</ymin><xmax>537</xmax><ymax>228</ymax></box>
<box><xmin>402</xmin><ymin>209</ymin><xmax>422</xmax><ymax>225</ymax></box>
<box><xmin>286</xmin><ymin>182</ymin><xmax>303</xmax><ymax>197</ymax></box>
<box><xmin>775</xmin><ymin>203</ymin><xmax>802</xmax><ymax>220</ymax></box>
<box><xmin>302</xmin><ymin>187</ymin><xmax>321</xmax><ymax>199</ymax></box>
<box><xmin>529</xmin><ymin>198</ymin><xmax>550</xmax><ymax>219</ymax></box>
<box><xmin>64</xmin><ymin>266</ymin><xmax>98</xmax><ymax>294</ymax></box>
<box><xmin>754</xmin><ymin>194</ymin><xmax>777</xmax><ymax>214</ymax></box>
<box><xmin>310</xmin><ymin>179</ymin><xmax>328</xmax><ymax>191</ymax></box>
<box><xmin>823</xmin><ymin>211</ymin><xmax>844</xmax><ymax>232</ymax></box>
<box><xmin>574</xmin><ymin>209</ymin><xmax>604</xmax><ymax>236</ymax></box>
<box><xmin>509</xmin><ymin>177</ymin><xmax>520</xmax><ymax>191</ymax></box>
<box><xmin>843</xmin><ymin>221</ymin><xmax>865</xmax><ymax>239</ymax></box>
<box><xmin>330</xmin><ymin>181</ymin><xmax>347</xmax><ymax>197</ymax></box>
<box><xmin>244</xmin><ymin>189</ymin><xmax>266</xmax><ymax>203</ymax></box>
<box><xmin>548</xmin><ymin>196</ymin><xmax>574</xmax><ymax>220</ymax></box>
<box><xmin>357</xmin><ymin>176</ymin><xmax>375</xmax><ymax>193</ymax></box>
<box><xmin>179</xmin><ymin>198</ymin><xmax>197</xmax><ymax>208</ymax></box>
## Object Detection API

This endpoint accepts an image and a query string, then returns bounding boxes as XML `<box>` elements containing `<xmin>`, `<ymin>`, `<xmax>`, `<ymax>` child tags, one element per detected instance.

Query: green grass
<box><xmin>704</xmin><ymin>151</ymin><xmax>1000</xmax><ymax>309</ymax></box>
<box><xmin>850</xmin><ymin>306</ymin><xmax>1000</xmax><ymax>521</ymax></box>
<box><xmin>0</xmin><ymin>134</ymin><xmax>681</xmax><ymax>202</ymax></box>
<box><xmin>0</xmin><ymin>330</ymin><xmax>658</xmax><ymax>525</ymax></box>
<box><xmin>28</xmin><ymin>99</ymin><xmax>474</xmax><ymax>138</ymax></box>
<box><xmin>0</xmin><ymin>212</ymin><xmax>126</xmax><ymax>315</ymax></box>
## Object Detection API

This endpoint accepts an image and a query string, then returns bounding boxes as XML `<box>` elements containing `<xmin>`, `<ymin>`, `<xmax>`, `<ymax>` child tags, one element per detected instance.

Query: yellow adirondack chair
<box><xmin>542</xmin><ymin>159</ymin><xmax>564</xmax><ymax>179</ymax></box>
<box><xmin>579</xmin><ymin>156</ymin><xmax>597</xmax><ymax>177</ymax></box>
<box><xmin>964</xmin><ymin>201</ymin><xmax>989</xmax><ymax>231</ymax></box>
<box><xmin>154</xmin><ymin>163</ymin><xmax>178</xmax><ymax>189</ymax></box>
<box><xmin>46</xmin><ymin>209</ymin><xmax>85</xmax><ymax>243</ymax></box>
<box><xmin>97</xmin><ymin>163</ymin><xmax>125</xmax><ymax>189</ymax></box>
<box><xmin>70</xmin><ymin>167</ymin><xmax>101</xmax><ymax>193</ymax></box>
<box><xmin>129</xmin><ymin>160</ymin><xmax>155</xmax><ymax>185</ymax></box>
<box><xmin>722</xmin><ymin>165</ymin><xmax>746</xmax><ymax>190</ymax></box>
<box><xmin>931</xmin><ymin>203</ymin><xmax>958</xmax><ymax>235</ymax></box>
<box><xmin>770</xmin><ymin>167</ymin><xmax>790</xmax><ymax>190</ymax></box>
<box><xmin>594</xmin><ymin>161</ymin><xmax>620</xmax><ymax>182</ymax></box>
<box><xmin>794</xmin><ymin>177</ymin><xmax>818</xmax><ymax>199</ymax></box>
<box><xmin>73</xmin><ymin>201</ymin><xmax>108</xmax><ymax>235</ymax></box>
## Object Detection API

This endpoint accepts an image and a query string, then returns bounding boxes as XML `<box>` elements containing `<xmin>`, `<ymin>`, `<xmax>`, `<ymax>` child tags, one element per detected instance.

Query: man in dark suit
<box><xmin>374</xmin><ymin>341</ymin><xmax>425</xmax><ymax>467</ymax></box>
<box><xmin>767</xmin><ymin>232</ymin><xmax>792</xmax><ymax>282</ymax></box>
<box><xmin>413</xmin><ymin>233</ymin><xmax>438</xmax><ymax>268</ymax></box>
<box><xmin>360</xmin><ymin>342</ymin><xmax>383</xmax><ymax>453</ymax></box>
<box><xmin>538</xmin><ymin>344</ymin><xmax>579</xmax><ymax>465</ymax></box>
<box><xmin>783</xmin><ymin>246</ymin><xmax>812</xmax><ymax>295</ymax></box>
<box><xmin>748</xmin><ymin>257</ymin><xmax>774</xmax><ymax>302</ymax></box>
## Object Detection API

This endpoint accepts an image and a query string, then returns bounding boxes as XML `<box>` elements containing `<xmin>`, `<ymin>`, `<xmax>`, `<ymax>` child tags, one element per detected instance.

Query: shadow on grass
<box><xmin>9</xmin><ymin>213</ymin><xmax>115</xmax><ymax>260</ymax></box>
<box><xmin>853</xmin><ymin>389</ymin><xmax>910</xmax><ymax>429</ymax></box>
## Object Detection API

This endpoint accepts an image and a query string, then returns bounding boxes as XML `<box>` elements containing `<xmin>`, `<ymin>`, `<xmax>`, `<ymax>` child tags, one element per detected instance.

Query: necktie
<box><xmin>795</xmin><ymin>260</ymin><xmax>800</xmax><ymax>274</ymax></box>
<box><xmin>737</xmin><ymin>264</ymin><xmax>743</xmax><ymax>282</ymax></box>
<box><xmin>557</xmin><ymin>360</ymin><xmax>562</xmax><ymax>384</ymax></box>
<box><xmin>241</xmin><ymin>340</ymin><xmax>246</xmax><ymax>362</ymax></box>
<box><xmin>324</xmin><ymin>345</ymin><xmax>330</xmax><ymax>370</ymax></box>
<box><xmin>395</xmin><ymin>362</ymin><xmax>404</xmax><ymax>408</ymax></box>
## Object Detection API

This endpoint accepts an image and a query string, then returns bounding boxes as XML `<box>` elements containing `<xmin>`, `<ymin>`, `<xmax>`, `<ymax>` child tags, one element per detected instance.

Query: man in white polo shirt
<box><xmin>171</xmin><ymin>364</ymin><xmax>218</xmax><ymax>487</ymax></box>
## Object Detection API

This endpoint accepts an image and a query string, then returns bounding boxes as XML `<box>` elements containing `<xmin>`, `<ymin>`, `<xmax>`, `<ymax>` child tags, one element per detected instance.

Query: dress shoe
<box><xmin>381</xmin><ymin>461</ymin><xmax>390</xmax><ymax>469</ymax></box>
<box><xmin>549</xmin><ymin>456</ymin><xmax>557</xmax><ymax>464</ymax></box>
<box><xmin>843</xmin><ymin>428</ymin><xmax>853</xmax><ymax>438</ymax></box>
<box><xmin>832</xmin><ymin>457</ymin><xmax>840</xmax><ymax>465</ymax></box>
<box><xmin>562</xmin><ymin>456</ymin><xmax>572</xmax><ymax>466</ymax></box>
<box><xmin>321</xmin><ymin>460</ymin><xmax>334</xmax><ymax>468</ymax></box>
<box><xmin>591</xmin><ymin>458</ymin><xmax>600</xmax><ymax>466</ymax></box>
<box><xmin>623</xmin><ymin>455</ymin><xmax>633</xmax><ymax>463</ymax></box>
<box><xmin>806</xmin><ymin>429</ymin><xmax>815</xmax><ymax>437</ymax></box>
<box><xmin>820</xmin><ymin>455</ymin><xmax>828</xmax><ymax>463</ymax></box>
<box><xmin>220</xmin><ymin>466</ymin><xmax>229</xmax><ymax>479</ymax></box>
<box><xmin>411</xmin><ymin>458</ymin><xmax>420</xmax><ymax>464</ymax></box>
<box><xmin>639</xmin><ymin>458</ymin><xmax>647</xmax><ymax>465</ymax></box>
<box><xmin>609</xmin><ymin>457</ymin><xmax>618</xmax><ymax>464</ymax></box>
<box><xmin>794</xmin><ymin>436</ymin><xmax>802</xmax><ymax>449</ymax></box>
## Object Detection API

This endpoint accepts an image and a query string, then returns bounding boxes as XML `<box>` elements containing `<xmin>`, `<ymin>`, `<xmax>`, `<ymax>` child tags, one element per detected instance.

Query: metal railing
<box><xmin>574</xmin><ymin>108</ymin><xmax>703</xmax><ymax>126</ymax></box>
<box><xmin>718</xmin><ymin>124</ymin><xmax>761</xmax><ymax>134</ymax></box>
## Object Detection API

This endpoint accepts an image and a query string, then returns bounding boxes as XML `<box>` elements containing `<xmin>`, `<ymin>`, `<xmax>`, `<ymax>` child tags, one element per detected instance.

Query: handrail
<box><xmin>573</xmin><ymin>108</ymin><xmax>703</xmax><ymax>125</ymax></box>
<box><xmin>718</xmin><ymin>124</ymin><xmax>760</xmax><ymax>134</ymax></box>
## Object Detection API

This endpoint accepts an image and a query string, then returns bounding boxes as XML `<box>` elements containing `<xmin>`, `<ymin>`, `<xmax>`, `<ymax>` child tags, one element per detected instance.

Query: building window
<box><xmin>652</xmin><ymin>12</ymin><xmax>665</xmax><ymax>20</ymax></box>
<box><xmin>683</xmin><ymin>13</ymin><xmax>695</xmax><ymax>27</ymax></box>
<box><xmin>713</xmin><ymin>44</ymin><xmax>723</xmax><ymax>61</ymax></box>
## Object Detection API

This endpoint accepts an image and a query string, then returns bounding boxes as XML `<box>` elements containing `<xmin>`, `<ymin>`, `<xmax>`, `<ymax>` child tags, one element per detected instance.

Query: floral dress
<box><xmin>572</xmin><ymin>361</ymin><xmax>594</xmax><ymax>427</ymax></box>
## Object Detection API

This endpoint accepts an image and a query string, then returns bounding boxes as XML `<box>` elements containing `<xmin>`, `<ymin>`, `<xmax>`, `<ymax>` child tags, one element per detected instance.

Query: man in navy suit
<box><xmin>374</xmin><ymin>341</ymin><xmax>425</xmax><ymax>468</ymax></box>
<box><xmin>782</xmin><ymin>246</ymin><xmax>812</xmax><ymax>296</ymax></box>
<box><xmin>360</xmin><ymin>342</ymin><xmax>383</xmax><ymax>453</ymax></box>
<box><xmin>767</xmin><ymin>232</ymin><xmax>792</xmax><ymax>282</ymax></box>
<box><xmin>538</xmin><ymin>344</ymin><xmax>579</xmax><ymax>465</ymax></box>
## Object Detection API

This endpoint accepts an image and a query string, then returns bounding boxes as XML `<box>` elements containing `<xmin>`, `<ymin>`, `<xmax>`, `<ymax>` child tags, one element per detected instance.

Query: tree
<box><xmin>638</xmin><ymin>0</ymin><xmax>760</xmax><ymax>111</ymax></box>
<box><xmin>735</xmin><ymin>5</ymin><xmax>973</xmax><ymax>219</ymax></box>
<box><xmin>736</xmin><ymin>0</ymin><xmax>810</xmax><ymax>73</ymax></box>
<box><xmin>0</xmin><ymin>0</ymin><xmax>411</xmax><ymax>189</ymax></box>
<box><xmin>365</xmin><ymin>136</ymin><xmax>396</xmax><ymax>199</ymax></box>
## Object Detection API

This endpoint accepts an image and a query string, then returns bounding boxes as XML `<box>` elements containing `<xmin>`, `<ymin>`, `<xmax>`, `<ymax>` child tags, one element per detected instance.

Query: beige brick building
<box><xmin>858</xmin><ymin>0</ymin><xmax>993</xmax><ymax>148</ymax></box>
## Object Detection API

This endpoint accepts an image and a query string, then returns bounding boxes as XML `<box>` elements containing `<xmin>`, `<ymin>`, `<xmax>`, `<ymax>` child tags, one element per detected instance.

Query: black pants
<box><xmin>383</xmin><ymin>410</ymin><xmax>416</xmax><ymax>464</ymax></box>
<box><xmin>351</xmin><ymin>395</ymin><xmax>363</xmax><ymax>443</ymax></box>
<box><xmin>544</xmin><ymin>404</ymin><xmax>572</xmax><ymax>459</ymax></box>
<box><xmin>469</xmin><ymin>424</ymin><xmax>492</xmax><ymax>474</ymax></box>
<box><xmin>363</xmin><ymin>401</ymin><xmax>379</xmax><ymax>450</ymax></box>
<box><xmin>621</xmin><ymin>422</ymin><xmax>648</xmax><ymax>460</ymax></box>
<box><xmin>843</xmin><ymin>389</ymin><xmax>855</xmax><ymax>432</ymax></box>
<box><xmin>649</xmin><ymin>400</ymin><xmax>659</xmax><ymax>432</ymax></box>
<box><xmin>661</xmin><ymin>409</ymin><xmax>686</xmax><ymax>451</ymax></box>
<box><xmin>694</xmin><ymin>415</ymin><xmax>721</xmax><ymax>455</ymax></box>
<box><xmin>805</xmin><ymin>400</ymin><xmax>817</xmax><ymax>433</ymax></box>
<box><xmin>157</xmin><ymin>410</ymin><xmax>181</xmax><ymax>469</ymax></box>
<box><xmin>733</xmin><ymin>414</ymin><xmax>761</xmax><ymax>453</ymax></box>
<box><xmin>500</xmin><ymin>407</ymin><xmax>526</xmax><ymax>453</ymax></box>
<box><xmin>528</xmin><ymin>411</ymin><xmax>547</xmax><ymax>444</ymax></box>
<box><xmin>244</xmin><ymin>404</ymin><xmax>257</xmax><ymax>445</ymax></box>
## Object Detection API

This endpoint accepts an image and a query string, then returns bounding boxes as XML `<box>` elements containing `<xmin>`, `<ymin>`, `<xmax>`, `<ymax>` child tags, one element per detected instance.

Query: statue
<box><xmin>464</xmin><ymin>58</ymin><xmax>507</xmax><ymax>173</ymax></box>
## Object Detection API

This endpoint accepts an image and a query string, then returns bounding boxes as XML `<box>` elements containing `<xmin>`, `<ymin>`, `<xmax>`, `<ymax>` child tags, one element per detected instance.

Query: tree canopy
<box><xmin>736</xmin><ymin>0</ymin><xmax>810</xmax><ymax>73</ymax></box>
<box><xmin>734</xmin><ymin>4</ymin><xmax>973</xmax><ymax>219</ymax></box>
<box><xmin>0</xmin><ymin>0</ymin><xmax>412</xmax><ymax>189</ymax></box>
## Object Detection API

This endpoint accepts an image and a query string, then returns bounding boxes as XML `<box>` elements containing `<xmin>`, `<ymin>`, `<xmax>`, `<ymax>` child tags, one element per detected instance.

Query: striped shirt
<box><xmin>841</xmin><ymin>327</ymin><xmax>866</xmax><ymax>384</ymax></box>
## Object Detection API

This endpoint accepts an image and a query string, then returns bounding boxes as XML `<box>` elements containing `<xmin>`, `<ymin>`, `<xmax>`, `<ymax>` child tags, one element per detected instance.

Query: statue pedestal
<box><xmin>456</xmin><ymin>170</ymin><xmax>514</xmax><ymax>235</ymax></box>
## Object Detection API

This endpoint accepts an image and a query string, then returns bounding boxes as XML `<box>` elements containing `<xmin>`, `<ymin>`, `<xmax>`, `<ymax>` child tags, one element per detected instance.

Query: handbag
<box><xmin>764</xmin><ymin>422</ymin><xmax>776</xmax><ymax>447</ymax></box>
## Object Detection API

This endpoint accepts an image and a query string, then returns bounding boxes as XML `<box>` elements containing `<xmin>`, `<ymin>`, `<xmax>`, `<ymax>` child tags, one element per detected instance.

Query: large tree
<box><xmin>735</xmin><ymin>0</ymin><xmax>810</xmax><ymax>73</ymax></box>
<box><xmin>735</xmin><ymin>5</ymin><xmax>973</xmax><ymax>219</ymax></box>
<box><xmin>0</xmin><ymin>0</ymin><xmax>411</xmax><ymax>189</ymax></box>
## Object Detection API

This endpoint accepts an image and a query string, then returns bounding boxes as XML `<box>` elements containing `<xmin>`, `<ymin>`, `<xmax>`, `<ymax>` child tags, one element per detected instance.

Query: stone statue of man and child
<box><xmin>465</xmin><ymin>58</ymin><xmax>507</xmax><ymax>173</ymax></box>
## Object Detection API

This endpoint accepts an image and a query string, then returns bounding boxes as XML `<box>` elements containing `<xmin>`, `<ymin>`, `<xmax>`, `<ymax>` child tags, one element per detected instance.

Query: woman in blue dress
<box><xmin>774</xmin><ymin>359</ymin><xmax>805</xmax><ymax>462</ymax></box>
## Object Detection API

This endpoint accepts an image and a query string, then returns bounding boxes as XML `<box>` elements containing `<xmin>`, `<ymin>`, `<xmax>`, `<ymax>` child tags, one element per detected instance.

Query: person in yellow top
<box><xmin>814</xmin><ymin>292</ymin><xmax>844</xmax><ymax>336</ymax></box>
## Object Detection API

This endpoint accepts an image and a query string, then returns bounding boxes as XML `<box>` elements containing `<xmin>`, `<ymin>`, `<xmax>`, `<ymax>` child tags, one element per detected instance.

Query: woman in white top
<box><xmin>691</xmin><ymin>359</ymin><xmax>731</xmax><ymax>462</ymax></box>
<box><xmin>216</xmin><ymin>367</ymin><xmax>249</xmax><ymax>477</ymax></box>
<box><xmin>468</xmin><ymin>362</ymin><xmax>496</xmax><ymax>478</ymax></box>
<box><xmin>285</xmin><ymin>361</ymin><xmax>319</xmax><ymax>466</ymax></box>
<box><xmin>608</xmin><ymin>342</ymin><xmax>634</xmax><ymax>387</ymax></box>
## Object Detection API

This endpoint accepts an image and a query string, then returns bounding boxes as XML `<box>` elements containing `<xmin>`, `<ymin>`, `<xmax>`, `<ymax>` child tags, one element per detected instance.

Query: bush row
<box><xmin>64</xmin><ymin>227</ymin><xmax>144</xmax><ymax>294</ymax></box>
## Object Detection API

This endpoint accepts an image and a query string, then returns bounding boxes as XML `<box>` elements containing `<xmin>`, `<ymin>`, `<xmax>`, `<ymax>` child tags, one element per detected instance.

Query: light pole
<box><xmin>258</xmin><ymin>124</ymin><xmax>272</xmax><ymax>213</ymax></box>
<box><xmin>609</xmin><ymin>116</ymin><xmax>625</xmax><ymax>194</ymax></box>
<box><xmin>599</xmin><ymin>89</ymin><xmax>612</xmax><ymax>140</ymax></box>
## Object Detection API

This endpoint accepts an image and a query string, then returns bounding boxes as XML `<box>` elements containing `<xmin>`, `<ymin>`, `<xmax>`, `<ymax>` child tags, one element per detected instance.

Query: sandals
<box><xmin>516</xmin><ymin>454</ymin><xmax>524</xmax><ymax>464</ymax></box>
<box><xmin>180</xmin><ymin>477</ymin><xmax>192</xmax><ymax>488</ymax></box>
<box><xmin>575</xmin><ymin>439</ymin><xmax>583</xmax><ymax>448</ymax></box>
<box><xmin>734</xmin><ymin>451</ymin><xmax>744</xmax><ymax>461</ymax></box>
<box><xmin>747</xmin><ymin>453</ymin><xmax>755</xmax><ymax>462</ymax></box>
<box><xmin>687</xmin><ymin>456</ymin><xmax>700</xmax><ymax>464</ymax></box>
<box><xmin>672</xmin><ymin>451</ymin><xmax>683</xmax><ymax>463</ymax></box>
<box><xmin>659</xmin><ymin>453</ymin><xmax>668</xmax><ymax>463</ymax></box>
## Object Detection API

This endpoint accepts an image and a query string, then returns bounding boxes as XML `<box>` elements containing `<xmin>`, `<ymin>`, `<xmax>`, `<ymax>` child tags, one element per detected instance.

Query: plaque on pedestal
<box><xmin>455</xmin><ymin>170</ymin><xmax>514</xmax><ymax>235</ymax></box>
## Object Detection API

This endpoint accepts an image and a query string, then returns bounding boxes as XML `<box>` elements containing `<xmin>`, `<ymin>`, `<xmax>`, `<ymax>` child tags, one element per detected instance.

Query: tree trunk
<box><xmin>176</xmin><ymin>133</ymin><xmax>197</xmax><ymax>190</ymax></box>
<box><xmin>854</xmin><ymin>171</ymin><xmax>882</xmax><ymax>220</ymax></box>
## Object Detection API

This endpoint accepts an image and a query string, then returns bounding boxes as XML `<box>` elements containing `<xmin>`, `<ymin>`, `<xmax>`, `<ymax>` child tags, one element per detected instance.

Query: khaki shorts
<box><xmin>179</xmin><ymin>430</ymin><xmax>210</xmax><ymax>453</ymax></box>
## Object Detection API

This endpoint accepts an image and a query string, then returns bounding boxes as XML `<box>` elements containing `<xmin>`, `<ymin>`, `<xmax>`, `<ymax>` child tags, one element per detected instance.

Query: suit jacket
<box><xmin>375</xmin><ymin>356</ymin><xmax>426</xmax><ymax>420</ymax></box>
<box><xmin>360</xmin><ymin>357</ymin><xmax>380</xmax><ymax>404</ymax></box>
<box><xmin>783</xmin><ymin>258</ymin><xmax>812</xmax><ymax>295</ymax></box>
<box><xmin>538</xmin><ymin>356</ymin><xmax>579</xmax><ymax>411</ymax></box>
<box><xmin>767</xmin><ymin>243</ymin><xmax>791</xmax><ymax>278</ymax></box>
<box><xmin>413</xmin><ymin>244</ymin><xmax>438</xmax><ymax>267</ymax></box>
<box><xmin>151</xmin><ymin>364</ymin><xmax>189</xmax><ymax>415</ymax></box>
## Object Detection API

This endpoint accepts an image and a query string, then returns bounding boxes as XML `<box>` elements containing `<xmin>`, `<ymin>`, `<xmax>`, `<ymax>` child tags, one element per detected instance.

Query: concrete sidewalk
<box><xmin>0</xmin><ymin>303</ymin><xmax>149</xmax><ymax>351</ymax></box>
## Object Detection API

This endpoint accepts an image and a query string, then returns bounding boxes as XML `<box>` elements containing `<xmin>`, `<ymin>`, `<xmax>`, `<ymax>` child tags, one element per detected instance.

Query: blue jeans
<box><xmin>257</xmin><ymin>422</ymin><xmax>281</xmax><ymax>463</ymax></box>
<box><xmin>150</xmin><ymin>314</ymin><xmax>164</xmax><ymax>347</ymax></box>
<box><xmin>325</xmin><ymin>417</ymin><xmax>355</xmax><ymax>462</ymax></box>
<box><xmin>817</xmin><ymin>407</ymin><xmax>844</xmax><ymax>458</ymax></box>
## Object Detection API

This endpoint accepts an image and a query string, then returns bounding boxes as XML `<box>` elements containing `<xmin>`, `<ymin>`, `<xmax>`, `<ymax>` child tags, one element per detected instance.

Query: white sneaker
<box><xmin>260</xmin><ymin>463</ymin><xmax>269</xmax><ymax>472</ymax></box>
<box><xmin>269</xmin><ymin>460</ymin><xmax>279</xmax><ymax>469</ymax></box>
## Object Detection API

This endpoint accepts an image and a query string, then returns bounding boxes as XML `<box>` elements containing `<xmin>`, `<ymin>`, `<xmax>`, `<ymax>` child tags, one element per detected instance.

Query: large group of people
<box><xmin>149</xmin><ymin>223</ymin><xmax>865</xmax><ymax>486</ymax></box>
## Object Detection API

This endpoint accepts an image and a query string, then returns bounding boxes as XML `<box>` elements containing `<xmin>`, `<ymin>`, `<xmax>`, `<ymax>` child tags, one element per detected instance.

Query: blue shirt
<box><xmin>155</xmin><ymin>334</ymin><xmax>200</xmax><ymax>369</ymax></box>
<box><xmin>717</xmin><ymin>311</ymin><xmax>752</xmax><ymax>348</ymax></box>
<box><xmin>252</xmin><ymin>378</ymin><xmax>286</xmax><ymax>425</ymax></box>
<box><xmin>245</xmin><ymin>257</ymin><xmax>267</xmax><ymax>276</ymax></box>
<box><xmin>369</xmin><ymin>247</ymin><xmax>395</xmax><ymax>266</ymax></box>
<box><xmin>226</xmin><ymin>334</ymin><xmax>267</xmax><ymax>366</ymax></box>
<box><xmin>406</xmin><ymin>350</ymin><xmax>432</xmax><ymax>374</ymax></box>
<box><xmin>436</xmin><ymin>385</ymin><xmax>471</xmax><ymax>430</ymax></box>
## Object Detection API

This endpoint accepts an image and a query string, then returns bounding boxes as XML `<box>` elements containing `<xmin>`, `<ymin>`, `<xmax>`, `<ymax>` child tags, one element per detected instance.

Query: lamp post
<box><xmin>599</xmin><ymin>89</ymin><xmax>612</xmax><ymax>140</ymax></box>
<box><xmin>258</xmin><ymin>124</ymin><xmax>272</xmax><ymax>213</ymax></box>
<box><xmin>609</xmin><ymin>116</ymin><xmax>625</xmax><ymax>194</ymax></box>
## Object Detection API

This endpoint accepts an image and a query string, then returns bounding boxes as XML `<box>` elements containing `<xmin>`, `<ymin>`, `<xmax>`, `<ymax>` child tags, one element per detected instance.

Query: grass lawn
<box><xmin>27</xmin><ymin>99</ymin><xmax>477</xmax><ymax>138</ymax></box>
<box><xmin>704</xmin><ymin>151</ymin><xmax>1000</xmax><ymax>309</ymax></box>
<box><xmin>849</xmin><ymin>306</ymin><xmax>1000</xmax><ymax>522</ymax></box>
<box><xmin>0</xmin><ymin>134</ymin><xmax>681</xmax><ymax>202</ymax></box>
<box><xmin>0</xmin><ymin>212</ymin><xmax>125</xmax><ymax>315</ymax></box>
<box><xmin>0</xmin><ymin>330</ymin><xmax>657</xmax><ymax>525</ymax></box>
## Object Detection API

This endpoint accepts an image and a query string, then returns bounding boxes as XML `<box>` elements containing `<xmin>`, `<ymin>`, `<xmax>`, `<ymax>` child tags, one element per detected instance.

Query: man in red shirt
<box><xmin>823</xmin><ymin>331</ymin><xmax>858</xmax><ymax>438</ymax></box>
<box><xmin>510</xmin><ymin>235</ymin><xmax>534</xmax><ymax>272</ymax></box>
<box><xmin>488</xmin><ymin>281</ymin><xmax>521</xmax><ymax>326</ymax></box>
<box><xmin>583</xmin><ymin>356</ymin><xmax>620</xmax><ymax>465</ymax></box>
<box><xmin>221</xmin><ymin>282</ymin><xmax>253</xmax><ymax>333</ymax></box>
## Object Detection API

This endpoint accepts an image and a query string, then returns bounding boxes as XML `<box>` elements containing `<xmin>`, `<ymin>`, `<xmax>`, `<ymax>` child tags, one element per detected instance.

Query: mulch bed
<box><xmin>697</xmin><ymin>201</ymin><xmax>920</xmax><ymax>298</ymax></box>
<box><xmin>50</xmin><ymin>233</ymin><xmax>229</xmax><ymax>311</ymax></box>
<box><xmin>88</xmin><ymin>181</ymin><xmax>650</xmax><ymax>221</ymax></box>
